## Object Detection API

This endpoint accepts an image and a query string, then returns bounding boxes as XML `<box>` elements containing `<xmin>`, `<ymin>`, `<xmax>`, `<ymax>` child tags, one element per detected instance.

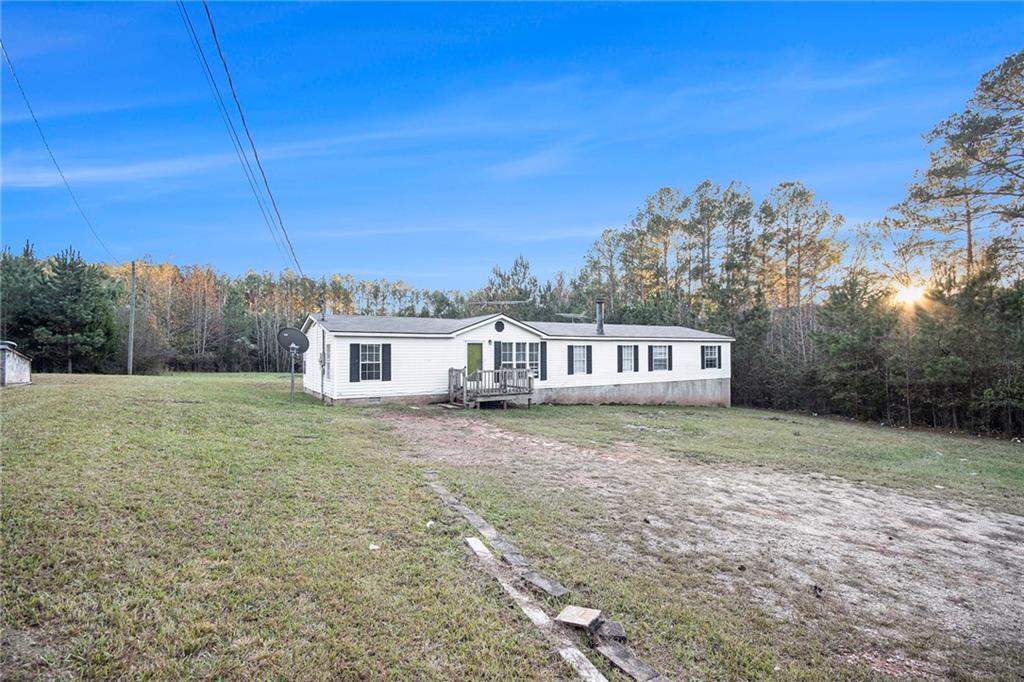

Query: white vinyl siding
<box><xmin>622</xmin><ymin>345</ymin><xmax>635</xmax><ymax>372</ymax></box>
<box><xmin>652</xmin><ymin>345</ymin><xmax>669</xmax><ymax>371</ymax></box>
<box><xmin>305</xmin><ymin>321</ymin><xmax>542</xmax><ymax>400</ymax></box>
<box><xmin>303</xmin><ymin>323</ymin><xmax>336</xmax><ymax>398</ymax></box>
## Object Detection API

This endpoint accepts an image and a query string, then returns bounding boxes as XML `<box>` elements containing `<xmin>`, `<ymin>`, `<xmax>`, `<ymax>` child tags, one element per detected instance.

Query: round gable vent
<box><xmin>494</xmin><ymin>321</ymin><xmax>505</xmax><ymax>332</ymax></box>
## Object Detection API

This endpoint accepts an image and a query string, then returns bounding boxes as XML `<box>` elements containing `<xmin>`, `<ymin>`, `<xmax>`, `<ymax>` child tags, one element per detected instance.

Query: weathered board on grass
<box><xmin>596</xmin><ymin>641</ymin><xmax>666</xmax><ymax>681</ymax></box>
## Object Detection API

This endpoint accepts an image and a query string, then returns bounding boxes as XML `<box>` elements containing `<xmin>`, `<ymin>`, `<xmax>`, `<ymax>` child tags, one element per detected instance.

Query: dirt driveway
<box><xmin>384</xmin><ymin>409</ymin><xmax>1024</xmax><ymax>680</ymax></box>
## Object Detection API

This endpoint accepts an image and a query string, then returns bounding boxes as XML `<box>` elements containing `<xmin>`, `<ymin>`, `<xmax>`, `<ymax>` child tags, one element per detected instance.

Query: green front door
<box><xmin>467</xmin><ymin>343</ymin><xmax>483</xmax><ymax>376</ymax></box>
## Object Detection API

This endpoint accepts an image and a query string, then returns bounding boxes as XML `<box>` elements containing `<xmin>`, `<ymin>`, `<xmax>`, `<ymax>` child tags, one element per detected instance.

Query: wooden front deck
<box><xmin>448</xmin><ymin>367</ymin><xmax>534</xmax><ymax>408</ymax></box>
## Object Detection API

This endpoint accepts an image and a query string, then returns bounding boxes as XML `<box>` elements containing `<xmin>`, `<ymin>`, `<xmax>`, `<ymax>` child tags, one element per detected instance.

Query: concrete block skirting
<box><xmin>306</xmin><ymin>379</ymin><xmax>730</xmax><ymax>407</ymax></box>
<box><xmin>536</xmin><ymin>377</ymin><xmax>731</xmax><ymax>407</ymax></box>
<box><xmin>302</xmin><ymin>387</ymin><xmax>448</xmax><ymax>406</ymax></box>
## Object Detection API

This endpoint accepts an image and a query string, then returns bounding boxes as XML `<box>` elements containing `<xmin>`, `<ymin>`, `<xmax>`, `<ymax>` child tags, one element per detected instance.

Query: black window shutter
<box><xmin>648</xmin><ymin>345</ymin><xmax>653</xmax><ymax>371</ymax></box>
<box><xmin>700</xmin><ymin>345</ymin><xmax>707</xmax><ymax>370</ymax></box>
<box><xmin>494</xmin><ymin>342</ymin><xmax>502</xmax><ymax>370</ymax></box>
<box><xmin>716</xmin><ymin>345</ymin><xmax>722</xmax><ymax>369</ymax></box>
<box><xmin>540</xmin><ymin>342</ymin><xmax>547</xmax><ymax>380</ymax></box>
<box><xmin>634</xmin><ymin>345</ymin><xmax>639</xmax><ymax>372</ymax></box>
<box><xmin>567</xmin><ymin>345</ymin><xmax>574</xmax><ymax>375</ymax></box>
<box><xmin>381</xmin><ymin>344</ymin><xmax>391</xmax><ymax>381</ymax></box>
<box><xmin>668</xmin><ymin>345</ymin><xmax>673</xmax><ymax>371</ymax></box>
<box><xmin>349</xmin><ymin>344</ymin><xmax>360</xmax><ymax>382</ymax></box>
<box><xmin>617</xmin><ymin>345</ymin><xmax>623</xmax><ymax>373</ymax></box>
<box><xmin>586</xmin><ymin>345</ymin><xmax>592</xmax><ymax>374</ymax></box>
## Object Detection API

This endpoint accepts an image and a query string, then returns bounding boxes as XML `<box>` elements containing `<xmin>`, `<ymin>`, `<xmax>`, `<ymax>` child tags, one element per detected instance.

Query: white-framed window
<box><xmin>528</xmin><ymin>342</ymin><xmax>540</xmax><ymax>377</ymax></box>
<box><xmin>324</xmin><ymin>343</ymin><xmax>331</xmax><ymax>378</ymax></box>
<box><xmin>501</xmin><ymin>342</ymin><xmax>541</xmax><ymax>375</ymax></box>
<box><xmin>652</xmin><ymin>345</ymin><xmax>669</xmax><ymax>371</ymax></box>
<box><xmin>500</xmin><ymin>342</ymin><xmax>514</xmax><ymax>368</ymax></box>
<box><xmin>360</xmin><ymin>343</ymin><xmax>382</xmax><ymax>381</ymax></box>
<box><xmin>702</xmin><ymin>345</ymin><xmax>721</xmax><ymax>370</ymax></box>
<box><xmin>622</xmin><ymin>345</ymin><xmax>635</xmax><ymax>372</ymax></box>
<box><xmin>515</xmin><ymin>342</ymin><xmax>527</xmax><ymax>369</ymax></box>
<box><xmin>572</xmin><ymin>345</ymin><xmax>588</xmax><ymax>375</ymax></box>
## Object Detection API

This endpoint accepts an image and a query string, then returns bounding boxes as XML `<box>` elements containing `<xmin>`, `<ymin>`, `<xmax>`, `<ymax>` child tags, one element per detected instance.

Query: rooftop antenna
<box><xmin>470</xmin><ymin>299</ymin><xmax>531</xmax><ymax>314</ymax></box>
<box><xmin>555</xmin><ymin>312</ymin><xmax>589</xmax><ymax>322</ymax></box>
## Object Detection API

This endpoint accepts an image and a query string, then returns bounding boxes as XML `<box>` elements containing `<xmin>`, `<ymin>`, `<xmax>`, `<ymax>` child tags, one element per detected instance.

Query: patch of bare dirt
<box><xmin>1</xmin><ymin>628</ymin><xmax>72</xmax><ymax>681</ymax></box>
<box><xmin>384</xmin><ymin>409</ymin><xmax>1024</xmax><ymax>679</ymax></box>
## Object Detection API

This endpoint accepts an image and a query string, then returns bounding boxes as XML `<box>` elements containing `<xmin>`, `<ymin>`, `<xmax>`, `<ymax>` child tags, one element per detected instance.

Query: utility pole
<box><xmin>127</xmin><ymin>260</ymin><xmax>136</xmax><ymax>375</ymax></box>
<box><xmin>320</xmin><ymin>280</ymin><xmax>326</xmax><ymax>405</ymax></box>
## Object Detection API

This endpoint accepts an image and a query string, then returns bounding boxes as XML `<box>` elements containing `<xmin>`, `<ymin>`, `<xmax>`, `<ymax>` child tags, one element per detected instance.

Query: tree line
<box><xmin>2</xmin><ymin>50</ymin><xmax>1021</xmax><ymax>435</ymax></box>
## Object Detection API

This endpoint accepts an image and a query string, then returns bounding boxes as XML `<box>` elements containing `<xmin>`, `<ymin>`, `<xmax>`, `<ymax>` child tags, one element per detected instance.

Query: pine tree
<box><xmin>0</xmin><ymin>242</ymin><xmax>45</xmax><ymax>345</ymax></box>
<box><xmin>32</xmin><ymin>247</ymin><xmax>116</xmax><ymax>373</ymax></box>
<box><xmin>928</xmin><ymin>49</ymin><xmax>1024</xmax><ymax>230</ymax></box>
<box><xmin>814</xmin><ymin>271</ymin><xmax>897</xmax><ymax>419</ymax></box>
<box><xmin>477</xmin><ymin>256</ymin><xmax>541</xmax><ymax>318</ymax></box>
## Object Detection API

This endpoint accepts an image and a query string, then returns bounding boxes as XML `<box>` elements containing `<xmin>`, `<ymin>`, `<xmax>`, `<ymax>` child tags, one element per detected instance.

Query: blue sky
<box><xmin>2</xmin><ymin>2</ymin><xmax>1022</xmax><ymax>289</ymax></box>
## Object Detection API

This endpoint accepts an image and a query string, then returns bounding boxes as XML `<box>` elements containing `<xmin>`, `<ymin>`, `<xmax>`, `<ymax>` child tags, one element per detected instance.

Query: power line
<box><xmin>199</xmin><ymin>0</ymin><xmax>305</xmax><ymax>278</ymax></box>
<box><xmin>176</xmin><ymin>0</ymin><xmax>287</xmax><ymax>265</ymax></box>
<box><xmin>1</xmin><ymin>40</ymin><xmax>117</xmax><ymax>262</ymax></box>
<box><xmin>174</xmin><ymin>0</ymin><xmax>291</xmax><ymax>269</ymax></box>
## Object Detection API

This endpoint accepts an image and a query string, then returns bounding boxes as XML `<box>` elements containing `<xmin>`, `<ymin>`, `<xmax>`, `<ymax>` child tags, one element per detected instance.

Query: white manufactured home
<box><xmin>301</xmin><ymin>303</ymin><xmax>731</xmax><ymax>407</ymax></box>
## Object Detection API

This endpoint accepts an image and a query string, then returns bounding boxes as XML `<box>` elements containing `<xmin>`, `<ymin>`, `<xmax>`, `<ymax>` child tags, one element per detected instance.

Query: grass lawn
<box><xmin>4</xmin><ymin>375</ymin><xmax>1022</xmax><ymax>681</ymax></box>
<box><xmin>1</xmin><ymin>374</ymin><xmax>567</xmax><ymax>680</ymax></box>
<box><xmin>478</xmin><ymin>404</ymin><xmax>1024</xmax><ymax>513</ymax></box>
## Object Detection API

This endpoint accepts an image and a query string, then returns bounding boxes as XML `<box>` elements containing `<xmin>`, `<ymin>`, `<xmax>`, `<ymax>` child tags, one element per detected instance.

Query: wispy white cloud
<box><xmin>308</xmin><ymin>223</ymin><xmax>603</xmax><ymax>244</ymax></box>
<box><xmin>0</xmin><ymin>26</ymin><xmax>89</xmax><ymax>61</ymax></box>
<box><xmin>2</xmin><ymin>92</ymin><xmax>201</xmax><ymax>125</ymax></box>
<box><xmin>768</xmin><ymin>58</ymin><xmax>901</xmax><ymax>93</ymax></box>
<box><xmin>307</xmin><ymin>225</ymin><xmax>472</xmax><ymax>238</ymax></box>
<box><xmin>2</xmin><ymin>151</ymin><xmax>236</xmax><ymax>188</ymax></box>
<box><xmin>0</xmin><ymin>121</ymin><xmax>471</xmax><ymax>188</ymax></box>
<box><xmin>505</xmin><ymin>226</ymin><xmax>604</xmax><ymax>243</ymax></box>
<box><xmin>0</xmin><ymin>54</ymin><xmax>916</xmax><ymax>192</ymax></box>
<box><xmin>488</xmin><ymin>145</ymin><xmax>575</xmax><ymax>180</ymax></box>
<box><xmin>1</xmin><ymin>98</ymin><xmax>550</xmax><ymax>188</ymax></box>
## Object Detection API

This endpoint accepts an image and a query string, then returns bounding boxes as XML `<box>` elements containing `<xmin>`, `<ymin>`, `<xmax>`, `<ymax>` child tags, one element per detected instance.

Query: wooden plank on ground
<box><xmin>461</xmin><ymin>534</ymin><xmax>608</xmax><ymax>681</ymax></box>
<box><xmin>596</xmin><ymin>641</ymin><xmax>665</xmax><ymax>681</ymax></box>
<box><xmin>523</xmin><ymin>569</ymin><xmax>570</xmax><ymax>598</ymax></box>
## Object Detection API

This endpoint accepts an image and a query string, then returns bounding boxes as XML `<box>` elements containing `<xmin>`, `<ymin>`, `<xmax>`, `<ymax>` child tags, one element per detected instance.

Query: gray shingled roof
<box><xmin>526</xmin><ymin>320</ymin><xmax>731</xmax><ymax>340</ymax></box>
<box><xmin>313</xmin><ymin>314</ymin><xmax>494</xmax><ymax>335</ymax></box>
<box><xmin>309</xmin><ymin>313</ymin><xmax>731</xmax><ymax>340</ymax></box>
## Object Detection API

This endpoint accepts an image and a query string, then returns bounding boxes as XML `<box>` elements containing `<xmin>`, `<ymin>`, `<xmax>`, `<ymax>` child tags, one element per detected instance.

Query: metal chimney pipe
<box><xmin>595</xmin><ymin>298</ymin><xmax>605</xmax><ymax>335</ymax></box>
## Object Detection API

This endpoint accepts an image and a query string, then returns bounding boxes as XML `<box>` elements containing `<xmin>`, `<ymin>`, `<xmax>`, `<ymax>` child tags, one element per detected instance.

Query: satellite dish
<box><xmin>277</xmin><ymin>327</ymin><xmax>309</xmax><ymax>354</ymax></box>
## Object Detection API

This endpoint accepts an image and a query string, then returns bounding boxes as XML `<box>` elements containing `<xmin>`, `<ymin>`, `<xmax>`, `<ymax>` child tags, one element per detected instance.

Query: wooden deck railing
<box><xmin>448</xmin><ymin>367</ymin><xmax>534</xmax><ymax>404</ymax></box>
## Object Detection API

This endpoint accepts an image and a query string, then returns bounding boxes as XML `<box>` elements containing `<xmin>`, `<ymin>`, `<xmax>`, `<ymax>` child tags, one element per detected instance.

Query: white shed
<box><xmin>0</xmin><ymin>341</ymin><xmax>32</xmax><ymax>386</ymax></box>
<box><xmin>300</xmin><ymin>304</ymin><xmax>732</xmax><ymax>407</ymax></box>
